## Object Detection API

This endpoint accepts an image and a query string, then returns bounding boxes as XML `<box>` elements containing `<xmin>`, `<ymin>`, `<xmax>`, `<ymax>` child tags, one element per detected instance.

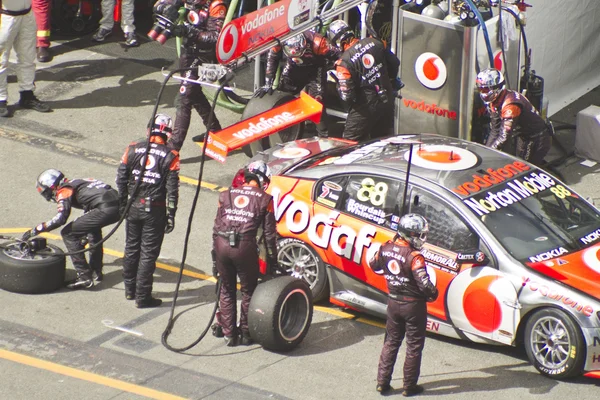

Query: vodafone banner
<box><xmin>216</xmin><ymin>0</ymin><xmax>316</xmax><ymax>64</ymax></box>
<box><xmin>204</xmin><ymin>92</ymin><xmax>323</xmax><ymax>163</ymax></box>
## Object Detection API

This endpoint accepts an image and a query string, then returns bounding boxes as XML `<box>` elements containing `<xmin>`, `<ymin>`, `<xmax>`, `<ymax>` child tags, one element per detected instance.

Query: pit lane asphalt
<box><xmin>1</xmin><ymin>35</ymin><xmax>599</xmax><ymax>400</ymax></box>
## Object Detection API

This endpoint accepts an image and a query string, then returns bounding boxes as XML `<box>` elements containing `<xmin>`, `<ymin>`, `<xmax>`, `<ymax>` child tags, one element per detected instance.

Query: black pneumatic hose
<box><xmin>161</xmin><ymin>72</ymin><xmax>235</xmax><ymax>353</ymax></box>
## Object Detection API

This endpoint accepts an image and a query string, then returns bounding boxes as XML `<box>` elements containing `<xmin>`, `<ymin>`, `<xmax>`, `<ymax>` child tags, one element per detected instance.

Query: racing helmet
<box><xmin>243</xmin><ymin>160</ymin><xmax>272</xmax><ymax>190</ymax></box>
<box><xmin>397</xmin><ymin>213</ymin><xmax>429</xmax><ymax>250</ymax></box>
<box><xmin>36</xmin><ymin>169</ymin><xmax>65</xmax><ymax>202</ymax></box>
<box><xmin>283</xmin><ymin>34</ymin><xmax>307</xmax><ymax>58</ymax></box>
<box><xmin>150</xmin><ymin>113</ymin><xmax>173</xmax><ymax>140</ymax></box>
<box><xmin>327</xmin><ymin>20</ymin><xmax>355</xmax><ymax>50</ymax></box>
<box><xmin>476</xmin><ymin>68</ymin><xmax>506</xmax><ymax>104</ymax></box>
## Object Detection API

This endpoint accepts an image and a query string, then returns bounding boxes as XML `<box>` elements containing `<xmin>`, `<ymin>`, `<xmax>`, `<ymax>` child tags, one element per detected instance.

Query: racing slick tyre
<box><xmin>0</xmin><ymin>241</ymin><xmax>66</xmax><ymax>294</ymax></box>
<box><xmin>241</xmin><ymin>91</ymin><xmax>303</xmax><ymax>157</ymax></box>
<box><xmin>523</xmin><ymin>308</ymin><xmax>585</xmax><ymax>379</ymax></box>
<box><xmin>248</xmin><ymin>276</ymin><xmax>313</xmax><ymax>352</ymax></box>
<box><xmin>277</xmin><ymin>238</ymin><xmax>329</xmax><ymax>303</ymax></box>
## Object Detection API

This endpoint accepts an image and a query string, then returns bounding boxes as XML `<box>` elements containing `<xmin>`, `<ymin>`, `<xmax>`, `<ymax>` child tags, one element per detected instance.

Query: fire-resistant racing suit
<box><xmin>27</xmin><ymin>179</ymin><xmax>120</xmax><ymax>280</ymax></box>
<box><xmin>264</xmin><ymin>30</ymin><xmax>340</xmax><ymax>137</ymax></box>
<box><xmin>32</xmin><ymin>0</ymin><xmax>50</xmax><ymax>49</ymax></box>
<box><xmin>334</xmin><ymin>37</ymin><xmax>400</xmax><ymax>142</ymax></box>
<box><xmin>485</xmin><ymin>89</ymin><xmax>551</xmax><ymax>166</ymax></box>
<box><xmin>116</xmin><ymin>136</ymin><xmax>180</xmax><ymax>302</ymax></box>
<box><xmin>169</xmin><ymin>0</ymin><xmax>227</xmax><ymax>151</ymax></box>
<box><xmin>0</xmin><ymin>0</ymin><xmax>37</xmax><ymax>103</ymax></box>
<box><xmin>369</xmin><ymin>238</ymin><xmax>438</xmax><ymax>391</ymax></box>
<box><xmin>212</xmin><ymin>184</ymin><xmax>277</xmax><ymax>341</ymax></box>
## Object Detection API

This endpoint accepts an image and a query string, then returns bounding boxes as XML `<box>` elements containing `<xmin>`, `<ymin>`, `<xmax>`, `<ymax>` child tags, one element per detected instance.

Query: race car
<box><xmin>241</xmin><ymin>133</ymin><xmax>600</xmax><ymax>379</ymax></box>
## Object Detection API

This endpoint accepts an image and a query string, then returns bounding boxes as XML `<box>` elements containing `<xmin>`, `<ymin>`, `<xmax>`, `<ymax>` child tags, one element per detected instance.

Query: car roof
<box><xmin>285</xmin><ymin>134</ymin><xmax>536</xmax><ymax>199</ymax></box>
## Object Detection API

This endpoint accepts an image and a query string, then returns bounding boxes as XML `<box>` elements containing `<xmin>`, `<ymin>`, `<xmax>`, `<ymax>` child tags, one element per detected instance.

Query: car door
<box><xmin>406</xmin><ymin>185</ymin><xmax>520</xmax><ymax>344</ymax></box>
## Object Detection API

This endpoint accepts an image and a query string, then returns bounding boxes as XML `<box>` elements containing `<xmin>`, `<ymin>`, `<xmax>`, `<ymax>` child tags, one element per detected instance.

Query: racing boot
<box><xmin>19</xmin><ymin>90</ymin><xmax>51</xmax><ymax>113</ymax></box>
<box><xmin>402</xmin><ymin>385</ymin><xmax>424</xmax><ymax>397</ymax></box>
<box><xmin>211</xmin><ymin>323</ymin><xmax>224</xmax><ymax>338</ymax></box>
<box><xmin>66</xmin><ymin>273</ymin><xmax>93</xmax><ymax>290</ymax></box>
<box><xmin>92</xmin><ymin>269</ymin><xmax>104</xmax><ymax>283</ymax></box>
<box><xmin>376</xmin><ymin>383</ymin><xmax>392</xmax><ymax>395</ymax></box>
<box><xmin>135</xmin><ymin>296</ymin><xmax>162</xmax><ymax>308</ymax></box>
<box><xmin>124</xmin><ymin>279</ymin><xmax>136</xmax><ymax>300</ymax></box>
<box><xmin>224</xmin><ymin>335</ymin><xmax>238</xmax><ymax>347</ymax></box>
<box><xmin>240</xmin><ymin>331</ymin><xmax>254</xmax><ymax>346</ymax></box>
<box><xmin>0</xmin><ymin>101</ymin><xmax>9</xmax><ymax>118</ymax></box>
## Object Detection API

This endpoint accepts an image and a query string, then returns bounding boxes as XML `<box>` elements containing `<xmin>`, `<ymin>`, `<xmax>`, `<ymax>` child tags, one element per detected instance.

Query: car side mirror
<box><xmin>456</xmin><ymin>250</ymin><xmax>489</xmax><ymax>266</ymax></box>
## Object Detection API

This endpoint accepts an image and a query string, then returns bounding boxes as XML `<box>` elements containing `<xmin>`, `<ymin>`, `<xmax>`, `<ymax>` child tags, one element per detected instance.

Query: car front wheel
<box><xmin>523</xmin><ymin>308</ymin><xmax>585</xmax><ymax>379</ymax></box>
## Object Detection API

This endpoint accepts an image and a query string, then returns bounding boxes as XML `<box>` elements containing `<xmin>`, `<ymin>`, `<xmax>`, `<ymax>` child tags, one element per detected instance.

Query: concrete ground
<box><xmin>1</xmin><ymin>19</ymin><xmax>600</xmax><ymax>400</ymax></box>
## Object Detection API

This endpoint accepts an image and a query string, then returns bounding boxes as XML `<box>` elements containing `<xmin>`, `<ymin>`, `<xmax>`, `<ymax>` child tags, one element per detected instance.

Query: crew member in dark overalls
<box><xmin>477</xmin><ymin>68</ymin><xmax>552</xmax><ymax>166</ymax></box>
<box><xmin>368</xmin><ymin>213</ymin><xmax>438</xmax><ymax>397</ymax></box>
<box><xmin>328</xmin><ymin>19</ymin><xmax>401</xmax><ymax>142</ymax></box>
<box><xmin>165</xmin><ymin>0</ymin><xmax>228</xmax><ymax>150</ymax></box>
<box><xmin>22</xmin><ymin>169</ymin><xmax>120</xmax><ymax>289</ymax></box>
<box><xmin>212</xmin><ymin>160</ymin><xmax>278</xmax><ymax>346</ymax></box>
<box><xmin>116</xmin><ymin>114</ymin><xmax>180</xmax><ymax>308</ymax></box>
<box><xmin>257</xmin><ymin>30</ymin><xmax>340</xmax><ymax>137</ymax></box>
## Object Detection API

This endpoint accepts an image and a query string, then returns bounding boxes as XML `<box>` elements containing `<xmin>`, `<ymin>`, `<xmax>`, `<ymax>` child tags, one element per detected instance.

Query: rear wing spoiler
<box><xmin>205</xmin><ymin>92</ymin><xmax>323</xmax><ymax>163</ymax></box>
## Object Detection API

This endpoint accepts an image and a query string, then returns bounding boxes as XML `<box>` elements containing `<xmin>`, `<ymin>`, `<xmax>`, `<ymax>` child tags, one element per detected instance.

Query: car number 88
<box><xmin>357</xmin><ymin>178</ymin><xmax>388</xmax><ymax>206</ymax></box>
<box><xmin>550</xmin><ymin>184</ymin><xmax>571</xmax><ymax>199</ymax></box>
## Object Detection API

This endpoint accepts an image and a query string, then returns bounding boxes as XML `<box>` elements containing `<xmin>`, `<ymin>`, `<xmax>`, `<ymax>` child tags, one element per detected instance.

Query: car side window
<box><xmin>314</xmin><ymin>175</ymin><xmax>347</xmax><ymax>209</ymax></box>
<box><xmin>408</xmin><ymin>187</ymin><xmax>479</xmax><ymax>252</ymax></box>
<box><xmin>339</xmin><ymin>175</ymin><xmax>401</xmax><ymax>229</ymax></box>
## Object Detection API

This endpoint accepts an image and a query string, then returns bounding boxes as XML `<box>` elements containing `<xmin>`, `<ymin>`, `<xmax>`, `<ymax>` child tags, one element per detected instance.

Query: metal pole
<box><xmin>400</xmin><ymin>143</ymin><xmax>413</xmax><ymax>216</ymax></box>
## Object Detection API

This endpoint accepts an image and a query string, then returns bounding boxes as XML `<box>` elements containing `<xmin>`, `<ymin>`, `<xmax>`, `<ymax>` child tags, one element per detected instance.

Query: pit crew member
<box><xmin>156</xmin><ymin>0</ymin><xmax>227</xmax><ymax>150</ymax></box>
<box><xmin>21</xmin><ymin>169</ymin><xmax>120</xmax><ymax>289</ymax></box>
<box><xmin>328</xmin><ymin>20</ymin><xmax>401</xmax><ymax>142</ymax></box>
<box><xmin>477</xmin><ymin>68</ymin><xmax>552</xmax><ymax>166</ymax></box>
<box><xmin>116</xmin><ymin>114</ymin><xmax>180</xmax><ymax>308</ymax></box>
<box><xmin>257</xmin><ymin>31</ymin><xmax>340</xmax><ymax>137</ymax></box>
<box><xmin>212</xmin><ymin>160</ymin><xmax>277</xmax><ymax>346</ymax></box>
<box><xmin>368</xmin><ymin>213</ymin><xmax>438</xmax><ymax>396</ymax></box>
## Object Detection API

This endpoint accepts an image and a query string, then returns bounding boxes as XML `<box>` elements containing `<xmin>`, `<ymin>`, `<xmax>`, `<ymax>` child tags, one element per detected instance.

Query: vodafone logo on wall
<box><xmin>493</xmin><ymin>50</ymin><xmax>503</xmax><ymax>72</ymax></box>
<box><xmin>415</xmin><ymin>52</ymin><xmax>447</xmax><ymax>90</ymax></box>
<box><xmin>217</xmin><ymin>24</ymin><xmax>239</xmax><ymax>63</ymax></box>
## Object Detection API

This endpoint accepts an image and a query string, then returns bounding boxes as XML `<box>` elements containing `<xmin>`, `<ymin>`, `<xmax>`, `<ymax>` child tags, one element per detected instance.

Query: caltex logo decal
<box><xmin>415</xmin><ymin>52</ymin><xmax>447</xmax><ymax>90</ymax></box>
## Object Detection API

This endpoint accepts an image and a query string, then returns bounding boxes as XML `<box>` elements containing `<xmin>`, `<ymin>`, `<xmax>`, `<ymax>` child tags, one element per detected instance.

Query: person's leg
<box><xmin>120</xmin><ymin>0</ymin><xmax>138</xmax><ymax>46</ymax></box>
<box><xmin>0</xmin><ymin>15</ymin><xmax>19</xmax><ymax>116</ymax></box>
<box><xmin>215</xmin><ymin>239</ymin><xmax>238</xmax><ymax>343</ymax></box>
<box><xmin>343</xmin><ymin>106</ymin><xmax>371</xmax><ymax>142</ymax></box>
<box><xmin>402</xmin><ymin>301</ymin><xmax>427</xmax><ymax>391</ymax></box>
<box><xmin>123</xmin><ymin>209</ymin><xmax>142</xmax><ymax>300</ymax></box>
<box><xmin>13</xmin><ymin>13</ymin><xmax>36</xmax><ymax>94</ymax></box>
<box><xmin>31</xmin><ymin>0</ymin><xmax>52</xmax><ymax>62</ymax></box>
<box><xmin>170</xmin><ymin>52</ymin><xmax>196</xmax><ymax>151</ymax></box>
<box><xmin>236</xmin><ymin>241</ymin><xmax>259</xmax><ymax>344</ymax></box>
<box><xmin>377</xmin><ymin>299</ymin><xmax>406</xmax><ymax>390</ymax></box>
<box><xmin>92</xmin><ymin>0</ymin><xmax>116</xmax><ymax>41</ymax></box>
<box><xmin>135</xmin><ymin>210</ymin><xmax>166</xmax><ymax>307</ymax></box>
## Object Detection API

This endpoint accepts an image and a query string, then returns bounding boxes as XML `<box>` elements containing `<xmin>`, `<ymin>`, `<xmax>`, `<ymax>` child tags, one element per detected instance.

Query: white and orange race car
<box><xmin>234</xmin><ymin>133</ymin><xmax>600</xmax><ymax>380</ymax></box>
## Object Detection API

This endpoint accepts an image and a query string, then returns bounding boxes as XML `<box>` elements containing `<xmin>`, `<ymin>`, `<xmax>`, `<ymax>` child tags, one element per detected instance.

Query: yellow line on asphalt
<box><xmin>0</xmin><ymin>349</ymin><xmax>187</xmax><ymax>400</ymax></box>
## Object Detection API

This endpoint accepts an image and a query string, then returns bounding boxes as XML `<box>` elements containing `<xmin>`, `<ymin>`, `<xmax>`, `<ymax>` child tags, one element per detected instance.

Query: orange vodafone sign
<box><xmin>216</xmin><ymin>0</ymin><xmax>315</xmax><ymax>64</ymax></box>
<box><xmin>205</xmin><ymin>92</ymin><xmax>323</xmax><ymax>163</ymax></box>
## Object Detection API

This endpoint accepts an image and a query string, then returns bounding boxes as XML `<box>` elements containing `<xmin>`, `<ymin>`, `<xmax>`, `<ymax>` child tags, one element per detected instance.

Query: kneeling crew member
<box><xmin>22</xmin><ymin>169</ymin><xmax>120</xmax><ymax>289</ymax></box>
<box><xmin>116</xmin><ymin>114</ymin><xmax>180</xmax><ymax>308</ymax></box>
<box><xmin>477</xmin><ymin>68</ymin><xmax>552</xmax><ymax>166</ymax></box>
<box><xmin>368</xmin><ymin>213</ymin><xmax>438</xmax><ymax>397</ymax></box>
<box><xmin>212</xmin><ymin>160</ymin><xmax>277</xmax><ymax>346</ymax></box>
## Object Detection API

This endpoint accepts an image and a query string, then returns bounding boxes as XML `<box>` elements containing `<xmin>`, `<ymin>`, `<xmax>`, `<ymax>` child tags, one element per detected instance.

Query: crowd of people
<box><xmin>5</xmin><ymin>0</ymin><xmax>555</xmax><ymax>396</ymax></box>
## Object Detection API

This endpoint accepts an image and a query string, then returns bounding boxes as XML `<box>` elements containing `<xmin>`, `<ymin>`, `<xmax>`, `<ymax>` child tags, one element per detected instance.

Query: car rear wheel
<box><xmin>524</xmin><ymin>308</ymin><xmax>585</xmax><ymax>379</ymax></box>
<box><xmin>248</xmin><ymin>276</ymin><xmax>313</xmax><ymax>352</ymax></box>
<box><xmin>277</xmin><ymin>238</ymin><xmax>329</xmax><ymax>303</ymax></box>
<box><xmin>0</xmin><ymin>241</ymin><xmax>66</xmax><ymax>294</ymax></box>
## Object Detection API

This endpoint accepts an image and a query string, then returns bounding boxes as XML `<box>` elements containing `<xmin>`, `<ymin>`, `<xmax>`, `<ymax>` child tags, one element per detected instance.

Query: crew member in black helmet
<box><xmin>22</xmin><ymin>170</ymin><xmax>120</xmax><ymax>289</ymax></box>
<box><xmin>116</xmin><ymin>114</ymin><xmax>180</xmax><ymax>308</ymax></box>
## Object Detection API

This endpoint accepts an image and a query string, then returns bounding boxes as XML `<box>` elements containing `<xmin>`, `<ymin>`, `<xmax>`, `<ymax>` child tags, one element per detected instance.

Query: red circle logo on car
<box><xmin>404</xmin><ymin>145</ymin><xmax>478</xmax><ymax>171</ymax></box>
<box><xmin>582</xmin><ymin>244</ymin><xmax>600</xmax><ymax>274</ymax></box>
<box><xmin>415</xmin><ymin>52</ymin><xmax>447</xmax><ymax>89</ymax></box>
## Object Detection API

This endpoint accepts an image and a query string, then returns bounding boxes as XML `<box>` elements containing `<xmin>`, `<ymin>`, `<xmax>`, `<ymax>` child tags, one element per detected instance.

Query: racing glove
<box><xmin>170</xmin><ymin>24</ymin><xmax>187</xmax><ymax>37</ymax></box>
<box><xmin>253</xmin><ymin>76</ymin><xmax>275</xmax><ymax>98</ymax></box>
<box><xmin>21</xmin><ymin>227</ymin><xmax>39</xmax><ymax>242</ymax></box>
<box><xmin>165</xmin><ymin>215</ymin><xmax>175</xmax><ymax>234</ymax></box>
<box><xmin>391</xmin><ymin>77</ymin><xmax>405</xmax><ymax>99</ymax></box>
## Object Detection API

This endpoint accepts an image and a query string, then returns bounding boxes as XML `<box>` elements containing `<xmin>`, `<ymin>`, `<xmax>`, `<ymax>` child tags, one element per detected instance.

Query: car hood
<box><xmin>526</xmin><ymin>243</ymin><xmax>600</xmax><ymax>301</ymax></box>
<box><xmin>251</xmin><ymin>137</ymin><xmax>354</xmax><ymax>175</ymax></box>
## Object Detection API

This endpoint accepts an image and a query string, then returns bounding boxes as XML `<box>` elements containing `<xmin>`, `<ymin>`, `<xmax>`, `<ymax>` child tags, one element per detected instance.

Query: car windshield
<box><xmin>473</xmin><ymin>183</ymin><xmax>600</xmax><ymax>263</ymax></box>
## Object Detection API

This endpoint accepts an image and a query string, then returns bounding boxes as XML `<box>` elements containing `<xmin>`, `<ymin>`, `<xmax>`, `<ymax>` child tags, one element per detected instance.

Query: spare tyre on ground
<box><xmin>0</xmin><ymin>238</ymin><xmax>66</xmax><ymax>294</ymax></box>
<box><xmin>248</xmin><ymin>276</ymin><xmax>313</xmax><ymax>352</ymax></box>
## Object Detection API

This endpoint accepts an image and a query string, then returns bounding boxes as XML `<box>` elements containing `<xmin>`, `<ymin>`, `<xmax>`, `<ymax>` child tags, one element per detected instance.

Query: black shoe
<box><xmin>224</xmin><ymin>335</ymin><xmax>238</xmax><ymax>347</ymax></box>
<box><xmin>192</xmin><ymin>133</ymin><xmax>206</xmax><ymax>143</ymax></box>
<box><xmin>135</xmin><ymin>297</ymin><xmax>162</xmax><ymax>308</ymax></box>
<box><xmin>124</xmin><ymin>32</ymin><xmax>139</xmax><ymax>47</ymax></box>
<box><xmin>0</xmin><ymin>101</ymin><xmax>9</xmax><ymax>118</ymax></box>
<box><xmin>66</xmin><ymin>276</ymin><xmax>93</xmax><ymax>290</ymax></box>
<box><xmin>19</xmin><ymin>91</ymin><xmax>51</xmax><ymax>113</ymax></box>
<box><xmin>36</xmin><ymin>47</ymin><xmax>52</xmax><ymax>63</ymax></box>
<box><xmin>92</xmin><ymin>270</ymin><xmax>103</xmax><ymax>282</ymax></box>
<box><xmin>402</xmin><ymin>385</ymin><xmax>424</xmax><ymax>397</ymax></box>
<box><xmin>376</xmin><ymin>383</ymin><xmax>392</xmax><ymax>395</ymax></box>
<box><xmin>125</xmin><ymin>289</ymin><xmax>136</xmax><ymax>300</ymax></box>
<box><xmin>240</xmin><ymin>332</ymin><xmax>254</xmax><ymax>346</ymax></box>
<box><xmin>211</xmin><ymin>323</ymin><xmax>224</xmax><ymax>338</ymax></box>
